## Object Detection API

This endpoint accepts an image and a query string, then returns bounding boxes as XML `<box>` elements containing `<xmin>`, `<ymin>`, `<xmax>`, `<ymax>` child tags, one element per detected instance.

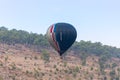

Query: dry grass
<box><xmin>0</xmin><ymin>44</ymin><xmax>119</xmax><ymax>80</ymax></box>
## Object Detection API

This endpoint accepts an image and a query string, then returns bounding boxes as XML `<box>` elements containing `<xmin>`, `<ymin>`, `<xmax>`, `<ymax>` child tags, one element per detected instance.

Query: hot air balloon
<box><xmin>46</xmin><ymin>23</ymin><xmax>77</xmax><ymax>56</ymax></box>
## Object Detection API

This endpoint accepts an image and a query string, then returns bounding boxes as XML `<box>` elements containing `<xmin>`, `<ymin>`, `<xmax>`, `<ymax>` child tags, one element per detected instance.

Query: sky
<box><xmin>0</xmin><ymin>0</ymin><xmax>120</xmax><ymax>47</ymax></box>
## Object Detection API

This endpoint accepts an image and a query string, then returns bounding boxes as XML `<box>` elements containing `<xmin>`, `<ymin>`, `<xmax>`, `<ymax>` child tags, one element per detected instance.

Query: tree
<box><xmin>41</xmin><ymin>49</ymin><xmax>50</xmax><ymax>63</ymax></box>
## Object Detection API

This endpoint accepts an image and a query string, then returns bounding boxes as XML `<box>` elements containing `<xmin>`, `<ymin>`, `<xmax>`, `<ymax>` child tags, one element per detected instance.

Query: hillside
<box><xmin>0</xmin><ymin>27</ymin><xmax>120</xmax><ymax>80</ymax></box>
<box><xmin>0</xmin><ymin>43</ymin><xmax>120</xmax><ymax>80</ymax></box>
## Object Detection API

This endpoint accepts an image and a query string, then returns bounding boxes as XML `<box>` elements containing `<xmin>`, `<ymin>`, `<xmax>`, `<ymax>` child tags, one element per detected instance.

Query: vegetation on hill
<box><xmin>0</xmin><ymin>26</ymin><xmax>49</xmax><ymax>46</ymax></box>
<box><xmin>72</xmin><ymin>40</ymin><xmax>120</xmax><ymax>59</ymax></box>
<box><xmin>0</xmin><ymin>26</ymin><xmax>120</xmax><ymax>79</ymax></box>
<box><xmin>0</xmin><ymin>26</ymin><xmax>120</xmax><ymax>58</ymax></box>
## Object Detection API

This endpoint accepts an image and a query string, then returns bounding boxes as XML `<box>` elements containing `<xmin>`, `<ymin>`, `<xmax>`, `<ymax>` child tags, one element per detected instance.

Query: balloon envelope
<box><xmin>46</xmin><ymin>23</ymin><xmax>77</xmax><ymax>56</ymax></box>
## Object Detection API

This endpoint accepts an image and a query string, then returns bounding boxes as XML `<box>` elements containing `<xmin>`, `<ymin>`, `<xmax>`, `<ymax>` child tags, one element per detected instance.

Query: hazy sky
<box><xmin>0</xmin><ymin>0</ymin><xmax>120</xmax><ymax>47</ymax></box>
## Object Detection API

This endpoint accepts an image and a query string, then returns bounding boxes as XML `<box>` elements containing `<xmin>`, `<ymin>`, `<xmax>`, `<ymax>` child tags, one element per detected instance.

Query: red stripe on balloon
<box><xmin>50</xmin><ymin>25</ymin><xmax>53</xmax><ymax>33</ymax></box>
<box><xmin>53</xmin><ymin>33</ymin><xmax>60</xmax><ymax>51</ymax></box>
<box><xmin>51</xmin><ymin>26</ymin><xmax>60</xmax><ymax>52</ymax></box>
